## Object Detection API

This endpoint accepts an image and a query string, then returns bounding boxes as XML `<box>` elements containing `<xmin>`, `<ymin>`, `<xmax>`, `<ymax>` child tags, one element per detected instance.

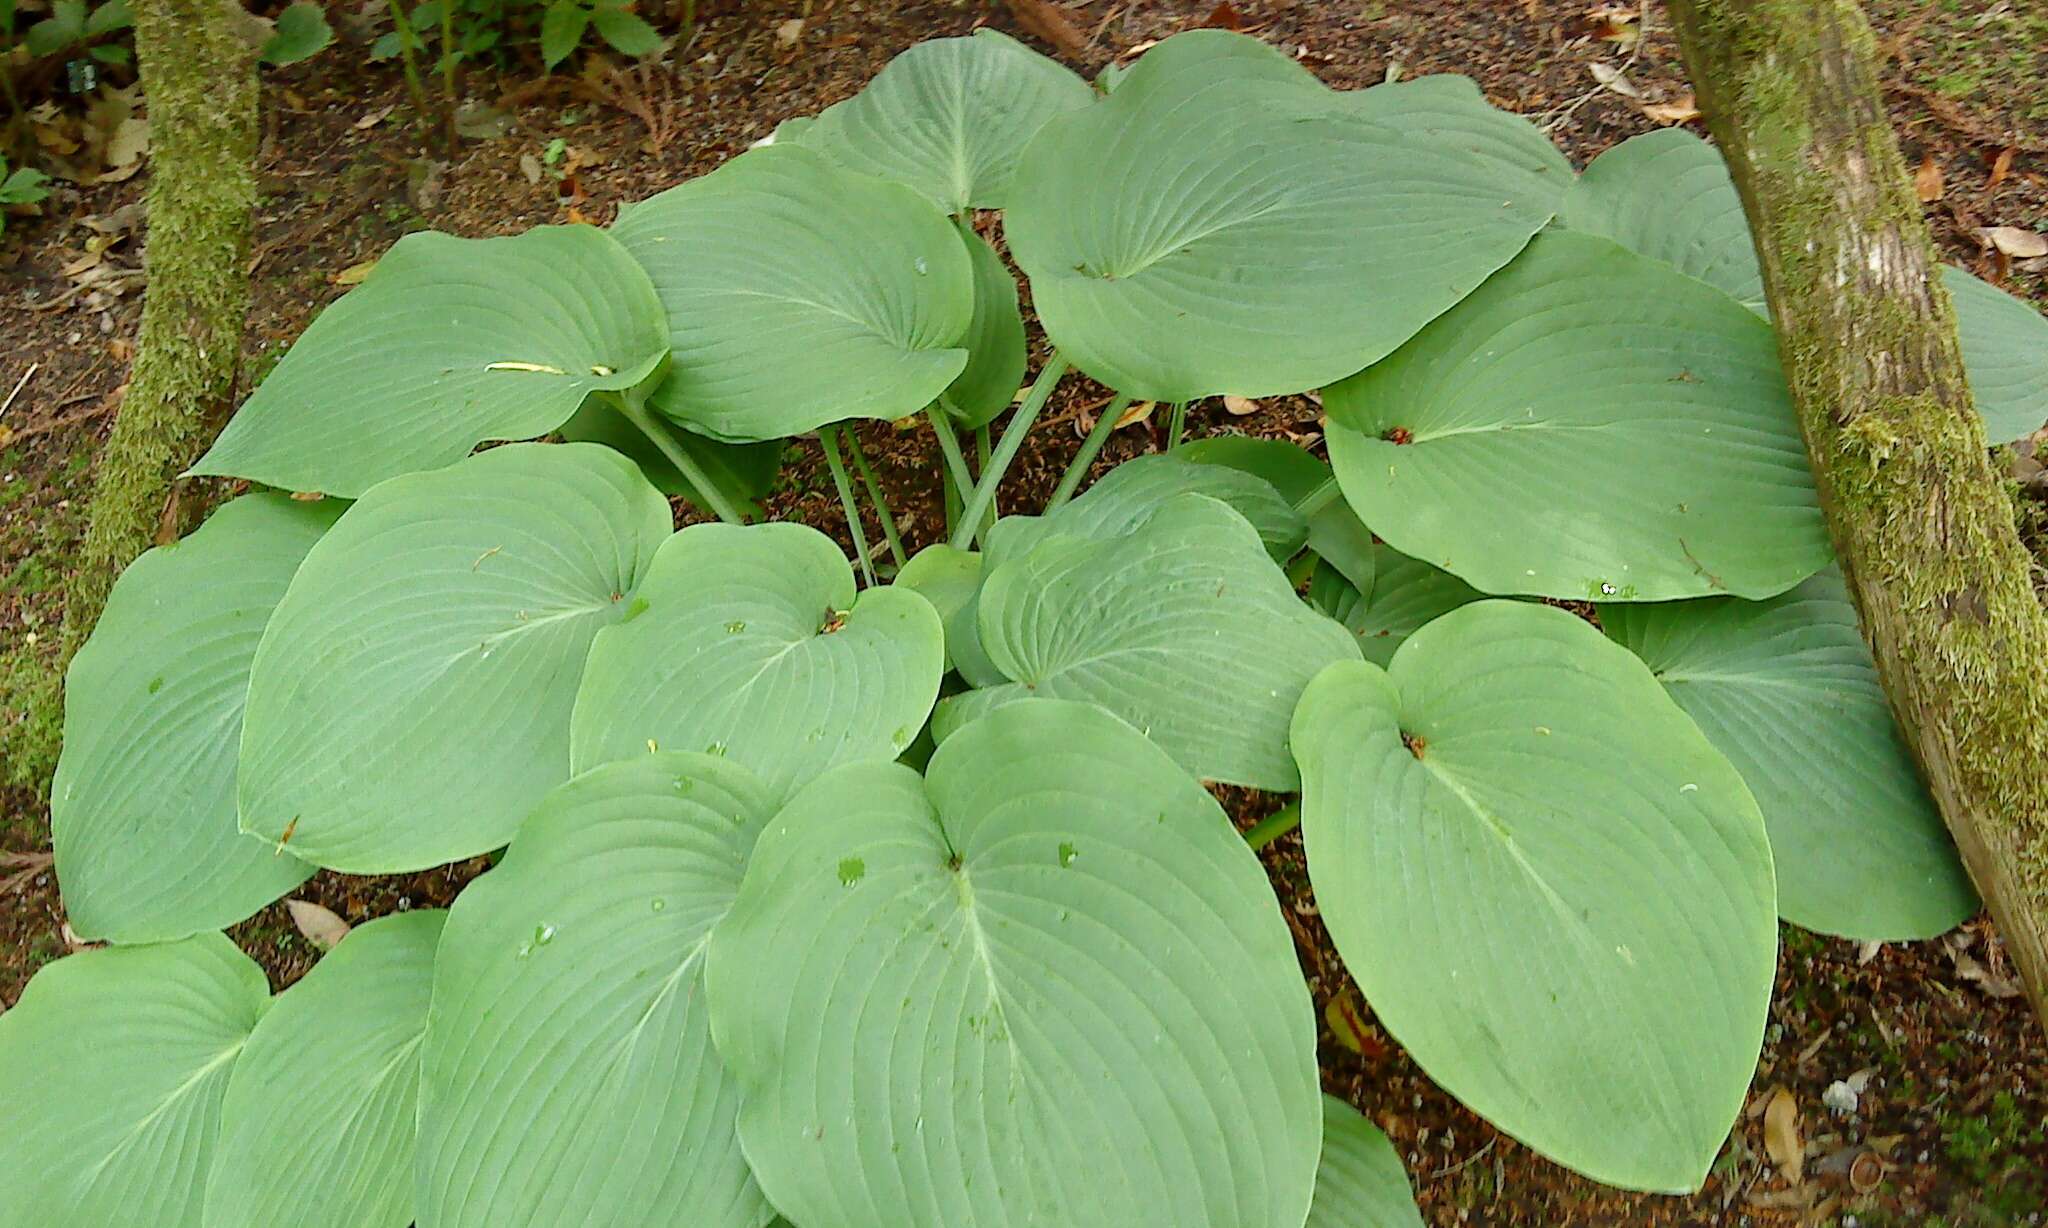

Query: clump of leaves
<box><xmin>7</xmin><ymin>27</ymin><xmax>2047</xmax><ymax>1228</ymax></box>
<box><xmin>0</xmin><ymin>153</ymin><xmax>53</xmax><ymax>235</ymax></box>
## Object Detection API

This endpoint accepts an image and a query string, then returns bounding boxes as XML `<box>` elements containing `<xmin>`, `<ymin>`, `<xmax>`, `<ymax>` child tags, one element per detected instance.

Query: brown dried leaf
<box><xmin>774</xmin><ymin>17</ymin><xmax>803</xmax><ymax>47</ymax></box>
<box><xmin>1114</xmin><ymin>399</ymin><xmax>1155</xmax><ymax>429</ymax></box>
<box><xmin>1203</xmin><ymin>1</ymin><xmax>1246</xmax><ymax>30</ymax></box>
<box><xmin>1953</xmin><ymin>948</ymin><xmax>2023</xmax><ymax>998</ymax></box>
<box><xmin>1640</xmin><ymin>94</ymin><xmax>1701</xmax><ymax>125</ymax></box>
<box><xmin>1986</xmin><ymin>145</ymin><xmax>2015</xmax><ymax>194</ymax></box>
<box><xmin>355</xmin><ymin>103</ymin><xmax>397</xmax><ymax>130</ymax></box>
<box><xmin>1006</xmin><ymin>0</ymin><xmax>1088</xmax><ymax>58</ymax></box>
<box><xmin>1589</xmin><ymin>61</ymin><xmax>1640</xmax><ymax>99</ymax></box>
<box><xmin>1222</xmin><ymin>395</ymin><xmax>1260</xmax><ymax>416</ymax></box>
<box><xmin>1914</xmin><ymin>155</ymin><xmax>1945</xmax><ymax>203</ymax></box>
<box><xmin>286</xmin><ymin>899</ymin><xmax>351</xmax><ymax>951</ymax></box>
<box><xmin>333</xmin><ymin>258</ymin><xmax>378</xmax><ymax>286</ymax></box>
<box><xmin>1763</xmin><ymin>1086</ymin><xmax>1804</xmax><ymax>1184</ymax></box>
<box><xmin>1982</xmin><ymin>226</ymin><xmax>2048</xmax><ymax>259</ymax></box>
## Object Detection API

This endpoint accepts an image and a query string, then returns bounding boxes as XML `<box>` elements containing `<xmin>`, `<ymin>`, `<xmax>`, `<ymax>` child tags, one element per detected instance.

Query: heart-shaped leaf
<box><xmin>938</xmin><ymin>493</ymin><xmax>1359</xmax><ymax>789</ymax></box>
<box><xmin>1560</xmin><ymin>127</ymin><xmax>1768</xmax><ymax>311</ymax></box>
<box><xmin>1290</xmin><ymin>601</ymin><xmax>1777</xmax><ymax>1192</ymax></box>
<box><xmin>208</xmin><ymin>910</ymin><xmax>444</xmax><ymax>1228</ymax></box>
<box><xmin>1180</xmin><ymin>436</ymin><xmax>1377</xmax><ymax>591</ymax></box>
<box><xmin>939</xmin><ymin>221</ymin><xmax>1028</xmax><ymax>428</ymax></box>
<box><xmin>1564</xmin><ymin>129</ymin><xmax>2048</xmax><ymax>444</ymax></box>
<box><xmin>53</xmin><ymin>494</ymin><xmax>337</xmax><ymax>943</ymax></box>
<box><xmin>1006</xmin><ymin>30</ymin><xmax>1566</xmax><ymax>401</ymax></box>
<box><xmin>1306</xmin><ymin>1097</ymin><xmax>1424</xmax><ymax>1228</ymax></box>
<box><xmin>570</xmin><ymin>522</ymin><xmax>945</xmax><ymax>800</ymax></box>
<box><xmin>706</xmin><ymin>699</ymin><xmax>1321</xmax><ymax>1228</ymax></box>
<box><xmin>612</xmin><ymin>144</ymin><xmax>974</xmax><ymax>442</ymax></box>
<box><xmin>893</xmin><ymin>541</ymin><xmax>991</xmax><ymax>678</ymax></box>
<box><xmin>987</xmin><ymin>451</ymin><xmax>1307</xmax><ymax>567</ymax></box>
<box><xmin>1308</xmin><ymin>544</ymin><xmax>1485</xmax><ymax>666</ymax></box>
<box><xmin>557</xmin><ymin>398</ymin><xmax>782</xmax><ymax>519</ymax></box>
<box><xmin>191</xmin><ymin>225</ymin><xmax>670</xmax><ymax>497</ymax></box>
<box><xmin>417</xmin><ymin>755</ymin><xmax>777</xmax><ymax>1228</ymax></box>
<box><xmin>0</xmin><ymin>934</ymin><xmax>269</xmax><ymax>1227</ymax></box>
<box><xmin>1944</xmin><ymin>266</ymin><xmax>2048</xmax><ymax>444</ymax></box>
<box><xmin>1601</xmin><ymin>570</ymin><xmax>1974</xmax><ymax>940</ymax></box>
<box><xmin>781</xmin><ymin>27</ymin><xmax>1093</xmax><ymax>214</ymax></box>
<box><xmin>239</xmin><ymin>444</ymin><xmax>672</xmax><ymax>872</ymax></box>
<box><xmin>1324</xmin><ymin>229</ymin><xmax>1830</xmax><ymax>601</ymax></box>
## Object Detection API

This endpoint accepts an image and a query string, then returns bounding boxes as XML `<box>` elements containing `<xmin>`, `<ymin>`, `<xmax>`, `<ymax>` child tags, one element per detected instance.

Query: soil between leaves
<box><xmin>3</xmin><ymin>2</ymin><xmax>2045</xmax><ymax>1224</ymax></box>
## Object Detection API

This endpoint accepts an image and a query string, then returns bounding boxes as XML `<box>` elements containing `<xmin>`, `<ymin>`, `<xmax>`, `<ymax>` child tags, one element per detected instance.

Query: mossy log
<box><xmin>60</xmin><ymin>0</ymin><xmax>258</xmax><ymax>652</ymax></box>
<box><xmin>1670</xmin><ymin>0</ymin><xmax>2048</xmax><ymax>1027</ymax></box>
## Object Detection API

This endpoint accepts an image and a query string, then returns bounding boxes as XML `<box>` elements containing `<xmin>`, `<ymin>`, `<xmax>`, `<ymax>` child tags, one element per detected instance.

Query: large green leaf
<box><xmin>986</xmin><ymin>451</ymin><xmax>1308</xmax><ymax>568</ymax></box>
<box><xmin>612</xmin><ymin>144</ymin><xmax>974</xmax><ymax>442</ymax></box>
<box><xmin>1564</xmin><ymin>129</ymin><xmax>2048</xmax><ymax>444</ymax></box>
<box><xmin>1601</xmin><ymin>571</ymin><xmax>1974</xmax><ymax>940</ymax></box>
<box><xmin>1179</xmin><ymin>436</ymin><xmax>1376</xmax><ymax>591</ymax></box>
<box><xmin>191</xmin><ymin>226</ymin><xmax>669</xmax><ymax>497</ymax></box>
<box><xmin>1290</xmin><ymin>601</ymin><xmax>1777</xmax><ymax>1192</ymax></box>
<box><xmin>53</xmin><ymin>495</ymin><xmax>337</xmax><ymax>943</ymax></box>
<box><xmin>1945</xmin><ymin>266</ymin><xmax>2048</xmax><ymax>444</ymax></box>
<box><xmin>893</xmin><ymin>541</ymin><xmax>989</xmax><ymax>677</ymax></box>
<box><xmin>1308</xmin><ymin>544</ymin><xmax>1486</xmax><ymax>667</ymax></box>
<box><xmin>570</xmin><ymin>522</ymin><xmax>944</xmax><ymax>800</ymax></box>
<box><xmin>1006</xmin><ymin>30</ymin><xmax>1566</xmax><ymax>401</ymax></box>
<box><xmin>938</xmin><ymin>493</ymin><xmax>1358</xmax><ymax>789</ymax></box>
<box><xmin>940</xmin><ymin>221</ymin><xmax>1028</xmax><ymax>428</ymax></box>
<box><xmin>706</xmin><ymin>700</ymin><xmax>1321</xmax><ymax>1228</ymax></box>
<box><xmin>239</xmin><ymin>444</ymin><xmax>671</xmax><ymax>872</ymax></box>
<box><xmin>557</xmin><ymin>398</ymin><xmax>782</xmax><ymax>518</ymax></box>
<box><xmin>782</xmin><ymin>27</ymin><xmax>1092</xmax><ymax>214</ymax></box>
<box><xmin>1560</xmin><ymin>127</ymin><xmax>1767</xmax><ymax>311</ymax></box>
<box><xmin>0</xmin><ymin>934</ymin><xmax>268</xmax><ymax>1227</ymax></box>
<box><xmin>207</xmin><ymin>910</ymin><xmax>443</xmax><ymax>1228</ymax></box>
<box><xmin>417</xmin><ymin>755</ymin><xmax>776</xmax><ymax>1228</ymax></box>
<box><xmin>1324</xmin><ymin>229</ymin><xmax>1830</xmax><ymax>601</ymax></box>
<box><xmin>1306</xmin><ymin>1098</ymin><xmax>1423</xmax><ymax>1228</ymax></box>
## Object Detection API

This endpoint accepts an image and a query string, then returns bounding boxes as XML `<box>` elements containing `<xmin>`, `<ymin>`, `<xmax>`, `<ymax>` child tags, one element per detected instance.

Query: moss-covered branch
<box><xmin>1670</xmin><ymin>0</ymin><xmax>2048</xmax><ymax>1027</ymax></box>
<box><xmin>60</xmin><ymin>0</ymin><xmax>259</xmax><ymax>651</ymax></box>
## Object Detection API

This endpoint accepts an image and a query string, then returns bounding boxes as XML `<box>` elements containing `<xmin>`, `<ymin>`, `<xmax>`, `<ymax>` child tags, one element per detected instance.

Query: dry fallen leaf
<box><xmin>1006</xmin><ymin>0</ymin><xmax>1089</xmax><ymax>58</ymax></box>
<box><xmin>1114</xmin><ymin>399</ymin><xmax>1155</xmax><ymax>429</ymax></box>
<box><xmin>1986</xmin><ymin>145</ymin><xmax>2015</xmax><ymax>194</ymax></box>
<box><xmin>774</xmin><ymin>17</ymin><xmax>803</xmax><ymax>47</ymax></box>
<box><xmin>1982</xmin><ymin>226</ymin><xmax>2048</xmax><ymax>259</ymax></box>
<box><xmin>1222</xmin><ymin>394</ymin><xmax>1260</xmax><ymax>416</ymax></box>
<box><xmin>287</xmin><ymin>899</ymin><xmax>352</xmax><ymax>951</ymax></box>
<box><xmin>1953</xmin><ymin>948</ymin><xmax>2023</xmax><ymax>998</ymax></box>
<box><xmin>1203</xmin><ymin>1</ymin><xmax>1246</xmax><ymax>30</ymax></box>
<box><xmin>1640</xmin><ymin>94</ymin><xmax>1701</xmax><ymax>125</ymax></box>
<box><xmin>1763</xmin><ymin>1086</ymin><xmax>1804</xmax><ymax>1185</ymax></box>
<box><xmin>333</xmin><ymin>258</ymin><xmax>378</xmax><ymax>286</ymax></box>
<box><xmin>1589</xmin><ymin>61</ymin><xmax>1641</xmax><ymax>99</ymax></box>
<box><xmin>1913</xmin><ymin>155</ymin><xmax>1945</xmax><ymax>203</ymax></box>
<box><xmin>355</xmin><ymin>103</ymin><xmax>397</xmax><ymax>130</ymax></box>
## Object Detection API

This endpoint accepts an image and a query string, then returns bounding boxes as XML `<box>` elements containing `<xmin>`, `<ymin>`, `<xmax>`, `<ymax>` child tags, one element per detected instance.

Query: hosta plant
<box><xmin>10</xmin><ymin>27</ymin><xmax>2045</xmax><ymax>1228</ymax></box>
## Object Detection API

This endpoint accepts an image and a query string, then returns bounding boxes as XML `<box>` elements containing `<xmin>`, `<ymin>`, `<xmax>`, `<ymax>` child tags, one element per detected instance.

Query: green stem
<box><xmin>384</xmin><ymin>0</ymin><xmax>432</xmax><ymax>129</ymax></box>
<box><xmin>1243</xmin><ymin>802</ymin><xmax>1300</xmax><ymax>852</ymax></box>
<box><xmin>926</xmin><ymin>403</ymin><xmax>974</xmax><ymax>541</ymax></box>
<box><xmin>1166</xmin><ymin>400</ymin><xmax>1189</xmax><ymax>450</ymax></box>
<box><xmin>819</xmin><ymin>426</ymin><xmax>876</xmax><ymax>587</ymax></box>
<box><xmin>607</xmin><ymin>391</ymin><xmax>746</xmax><ymax>525</ymax></box>
<box><xmin>949</xmin><ymin>355</ymin><xmax>1069</xmax><ymax>551</ymax></box>
<box><xmin>973</xmin><ymin>423</ymin><xmax>996</xmax><ymax>536</ymax></box>
<box><xmin>439</xmin><ymin>0</ymin><xmax>458</xmax><ymax>156</ymax></box>
<box><xmin>1047</xmin><ymin>394</ymin><xmax>1131</xmax><ymax>509</ymax></box>
<box><xmin>844</xmin><ymin>428</ymin><xmax>906</xmax><ymax>571</ymax></box>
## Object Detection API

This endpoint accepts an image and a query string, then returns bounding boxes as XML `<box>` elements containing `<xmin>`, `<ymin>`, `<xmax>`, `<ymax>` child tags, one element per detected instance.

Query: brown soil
<box><xmin>3</xmin><ymin>2</ymin><xmax>2045</xmax><ymax>1225</ymax></box>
